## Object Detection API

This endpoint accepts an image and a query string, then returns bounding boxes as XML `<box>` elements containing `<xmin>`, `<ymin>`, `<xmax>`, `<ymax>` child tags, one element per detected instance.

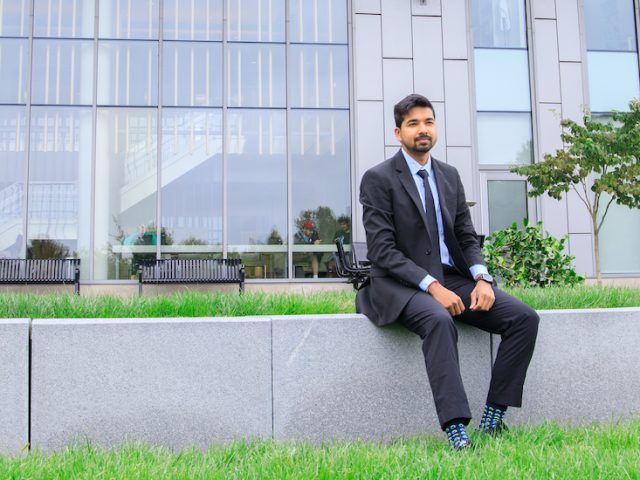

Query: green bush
<box><xmin>482</xmin><ymin>219</ymin><xmax>584</xmax><ymax>288</ymax></box>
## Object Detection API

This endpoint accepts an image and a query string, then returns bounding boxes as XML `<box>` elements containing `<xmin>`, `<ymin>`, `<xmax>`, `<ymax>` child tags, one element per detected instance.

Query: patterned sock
<box><xmin>478</xmin><ymin>403</ymin><xmax>507</xmax><ymax>433</ymax></box>
<box><xmin>443</xmin><ymin>421</ymin><xmax>472</xmax><ymax>450</ymax></box>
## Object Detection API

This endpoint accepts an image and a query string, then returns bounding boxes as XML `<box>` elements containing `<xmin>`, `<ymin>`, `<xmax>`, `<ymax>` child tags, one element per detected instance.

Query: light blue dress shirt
<box><xmin>400</xmin><ymin>149</ymin><xmax>488</xmax><ymax>291</ymax></box>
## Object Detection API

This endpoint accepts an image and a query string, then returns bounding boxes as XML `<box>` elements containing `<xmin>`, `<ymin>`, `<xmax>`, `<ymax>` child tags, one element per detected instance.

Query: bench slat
<box><xmin>0</xmin><ymin>258</ymin><xmax>80</xmax><ymax>293</ymax></box>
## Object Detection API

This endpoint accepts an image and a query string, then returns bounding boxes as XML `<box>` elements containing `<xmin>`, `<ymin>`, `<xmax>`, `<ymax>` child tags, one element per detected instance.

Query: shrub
<box><xmin>482</xmin><ymin>219</ymin><xmax>584</xmax><ymax>288</ymax></box>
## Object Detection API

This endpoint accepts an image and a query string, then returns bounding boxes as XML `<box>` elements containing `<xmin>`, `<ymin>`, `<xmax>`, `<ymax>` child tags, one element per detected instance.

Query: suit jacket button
<box><xmin>426</xmin><ymin>250</ymin><xmax>431</xmax><ymax>255</ymax></box>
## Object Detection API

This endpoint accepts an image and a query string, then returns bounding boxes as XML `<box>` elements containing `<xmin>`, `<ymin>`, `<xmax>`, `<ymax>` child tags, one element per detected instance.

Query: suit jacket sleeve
<box><xmin>360</xmin><ymin>168</ymin><xmax>430</xmax><ymax>289</ymax></box>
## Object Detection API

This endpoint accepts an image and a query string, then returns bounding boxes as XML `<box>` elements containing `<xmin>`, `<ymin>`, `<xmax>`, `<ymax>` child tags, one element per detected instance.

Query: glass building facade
<box><xmin>0</xmin><ymin>0</ymin><xmax>351</xmax><ymax>281</ymax></box>
<box><xmin>1</xmin><ymin>0</ymin><xmax>639</xmax><ymax>283</ymax></box>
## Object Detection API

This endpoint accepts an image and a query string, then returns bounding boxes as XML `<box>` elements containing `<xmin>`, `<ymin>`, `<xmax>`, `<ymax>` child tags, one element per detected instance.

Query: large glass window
<box><xmin>99</xmin><ymin>0</ymin><xmax>159</xmax><ymax>40</ymax></box>
<box><xmin>0</xmin><ymin>107</ymin><xmax>26</xmax><ymax>258</ymax></box>
<box><xmin>585</xmin><ymin>0</ymin><xmax>640</xmax><ymax>274</ymax></box>
<box><xmin>472</xmin><ymin>0</ymin><xmax>532</xmax><ymax>166</ymax></box>
<box><xmin>33</xmin><ymin>0</ymin><xmax>95</xmax><ymax>38</ymax></box>
<box><xmin>227</xmin><ymin>109</ymin><xmax>287</xmax><ymax>279</ymax></box>
<box><xmin>160</xmin><ymin>109</ymin><xmax>223</xmax><ymax>256</ymax></box>
<box><xmin>27</xmin><ymin>108</ymin><xmax>92</xmax><ymax>277</ymax></box>
<box><xmin>32</xmin><ymin>40</ymin><xmax>94</xmax><ymax>106</ymax></box>
<box><xmin>163</xmin><ymin>0</ymin><xmax>223</xmax><ymax>41</ymax></box>
<box><xmin>0</xmin><ymin>39</ymin><xmax>29</xmax><ymax>104</ymax></box>
<box><xmin>94</xmin><ymin>108</ymin><xmax>157</xmax><ymax>280</ymax></box>
<box><xmin>163</xmin><ymin>42</ymin><xmax>223</xmax><ymax>107</ymax></box>
<box><xmin>0</xmin><ymin>0</ymin><xmax>351</xmax><ymax>281</ymax></box>
<box><xmin>97</xmin><ymin>41</ymin><xmax>159</xmax><ymax>106</ymax></box>
<box><xmin>487</xmin><ymin>180</ymin><xmax>528</xmax><ymax>232</ymax></box>
<box><xmin>0</xmin><ymin>1</ymin><xmax>29</xmax><ymax>37</ymax></box>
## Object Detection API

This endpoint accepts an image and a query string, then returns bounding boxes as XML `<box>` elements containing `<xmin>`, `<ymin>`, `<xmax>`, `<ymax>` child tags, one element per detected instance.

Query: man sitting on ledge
<box><xmin>356</xmin><ymin>93</ymin><xmax>539</xmax><ymax>450</ymax></box>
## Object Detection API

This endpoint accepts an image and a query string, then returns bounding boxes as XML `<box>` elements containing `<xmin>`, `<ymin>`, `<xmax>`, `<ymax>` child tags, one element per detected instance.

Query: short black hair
<box><xmin>393</xmin><ymin>94</ymin><xmax>435</xmax><ymax>128</ymax></box>
<box><xmin>337</xmin><ymin>215</ymin><xmax>350</xmax><ymax>225</ymax></box>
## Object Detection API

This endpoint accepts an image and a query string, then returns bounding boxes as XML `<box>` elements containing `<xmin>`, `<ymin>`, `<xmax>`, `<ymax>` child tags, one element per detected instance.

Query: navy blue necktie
<box><xmin>417</xmin><ymin>169</ymin><xmax>443</xmax><ymax>282</ymax></box>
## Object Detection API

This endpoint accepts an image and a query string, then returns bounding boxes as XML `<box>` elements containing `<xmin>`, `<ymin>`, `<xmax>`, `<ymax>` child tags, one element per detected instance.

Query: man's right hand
<box><xmin>427</xmin><ymin>282</ymin><xmax>465</xmax><ymax>316</ymax></box>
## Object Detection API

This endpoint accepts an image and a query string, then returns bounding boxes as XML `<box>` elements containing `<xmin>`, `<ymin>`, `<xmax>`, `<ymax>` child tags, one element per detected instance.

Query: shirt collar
<box><xmin>400</xmin><ymin>148</ymin><xmax>433</xmax><ymax>178</ymax></box>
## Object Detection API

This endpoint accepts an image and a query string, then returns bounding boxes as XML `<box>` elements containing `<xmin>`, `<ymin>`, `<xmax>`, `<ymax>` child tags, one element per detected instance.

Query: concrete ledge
<box><xmin>30</xmin><ymin>317</ymin><xmax>272</xmax><ymax>451</ymax></box>
<box><xmin>0</xmin><ymin>319</ymin><xmax>29</xmax><ymax>455</ymax></box>
<box><xmin>8</xmin><ymin>307</ymin><xmax>640</xmax><ymax>450</ymax></box>
<box><xmin>272</xmin><ymin>314</ymin><xmax>491</xmax><ymax>442</ymax></box>
<box><xmin>507</xmin><ymin>308</ymin><xmax>640</xmax><ymax>426</ymax></box>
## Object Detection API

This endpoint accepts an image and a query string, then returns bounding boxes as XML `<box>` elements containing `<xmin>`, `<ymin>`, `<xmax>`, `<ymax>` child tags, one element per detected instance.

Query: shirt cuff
<box><xmin>469</xmin><ymin>264</ymin><xmax>489</xmax><ymax>280</ymax></box>
<box><xmin>419</xmin><ymin>275</ymin><xmax>438</xmax><ymax>292</ymax></box>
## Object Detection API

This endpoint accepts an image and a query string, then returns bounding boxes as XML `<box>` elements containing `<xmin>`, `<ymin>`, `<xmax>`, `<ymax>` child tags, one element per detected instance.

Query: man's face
<box><xmin>394</xmin><ymin>106</ymin><xmax>437</xmax><ymax>159</ymax></box>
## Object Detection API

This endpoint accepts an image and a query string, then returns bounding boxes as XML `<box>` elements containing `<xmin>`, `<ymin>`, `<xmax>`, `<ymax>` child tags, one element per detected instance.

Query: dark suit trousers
<box><xmin>398</xmin><ymin>269</ymin><xmax>539</xmax><ymax>428</ymax></box>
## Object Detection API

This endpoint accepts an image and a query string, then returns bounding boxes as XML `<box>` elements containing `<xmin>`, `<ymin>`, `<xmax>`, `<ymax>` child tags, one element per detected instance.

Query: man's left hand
<box><xmin>469</xmin><ymin>280</ymin><xmax>495</xmax><ymax>312</ymax></box>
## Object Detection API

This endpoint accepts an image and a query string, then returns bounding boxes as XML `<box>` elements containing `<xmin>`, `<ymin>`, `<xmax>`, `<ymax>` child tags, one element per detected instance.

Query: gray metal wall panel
<box><xmin>385</xmin><ymin>145</ymin><xmax>399</xmax><ymax>159</ymax></box>
<box><xmin>412</xmin><ymin>0</ymin><xmax>441</xmax><ymax>16</ymax></box>
<box><xmin>354</xmin><ymin>14</ymin><xmax>384</xmax><ymax>100</ymax></box>
<box><xmin>537</xmin><ymin>103</ymin><xmax>563</xmax><ymax>157</ymax></box>
<box><xmin>354</xmin><ymin>0</ymin><xmax>381</xmax><ymax>14</ymax></box>
<box><xmin>431</xmin><ymin>101</ymin><xmax>447</xmax><ymax>162</ymax></box>
<box><xmin>569</xmin><ymin>233</ymin><xmax>595</xmax><ymax>277</ymax></box>
<box><xmin>446</xmin><ymin>147</ymin><xmax>474</xmax><ymax>203</ymax></box>
<box><xmin>443</xmin><ymin>60</ymin><xmax>472</xmax><ymax>146</ymax></box>
<box><xmin>0</xmin><ymin>319</ymin><xmax>29</xmax><ymax>455</ymax></box>
<box><xmin>381</xmin><ymin>0</ymin><xmax>413</xmax><ymax>58</ymax></box>
<box><xmin>567</xmin><ymin>190</ymin><xmax>593</xmax><ymax>233</ymax></box>
<box><xmin>441</xmin><ymin>0</ymin><xmax>468</xmax><ymax>59</ymax></box>
<box><xmin>533</xmin><ymin>20</ymin><xmax>561</xmax><ymax>103</ymax></box>
<box><xmin>532</xmin><ymin>0</ymin><xmax>556</xmax><ymax>19</ymax></box>
<box><xmin>412</xmin><ymin>16</ymin><xmax>445</xmax><ymax>102</ymax></box>
<box><xmin>556</xmin><ymin>0</ymin><xmax>582</xmax><ymax>62</ymax></box>
<box><xmin>539</xmin><ymin>195</ymin><xmax>569</xmax><ymax>239</ymax></box>
<box><xmin>560</xmin><ymin>62</ymin><xmax>585</xmax><ymax>121</ymax></box>
<box><xmin>354</xmin><ymin>101</ymin><xmax>386</xmax><ymax>242</ymax></box>
<box><xmin>383</xmin><ymin>59</ymin><xmax>414</xmax><ymax>145</ymax></box>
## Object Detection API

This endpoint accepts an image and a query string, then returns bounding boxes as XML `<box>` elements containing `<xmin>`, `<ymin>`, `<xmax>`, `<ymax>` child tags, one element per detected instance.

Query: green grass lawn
<box><xmin>0</xmin><ymin>286</ymin><xmax>639</xmax><ymax>319</ymax></box>
<box><xmin>1</xmin><ymin>421</ymin><xmax>638</xmax><ymax>479</ymax></box>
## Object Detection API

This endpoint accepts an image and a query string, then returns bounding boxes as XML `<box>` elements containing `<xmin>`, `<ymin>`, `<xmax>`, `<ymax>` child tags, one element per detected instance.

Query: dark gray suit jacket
<box><xmin>356</xmin><ymin>150</ymin><xmax>485</xmax><ymax>326</ymax></box>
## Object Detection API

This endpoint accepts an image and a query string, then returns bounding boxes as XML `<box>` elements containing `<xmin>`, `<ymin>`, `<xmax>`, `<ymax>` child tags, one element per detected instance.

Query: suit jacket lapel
<box><xmin>431</xmin><ymin>159</ymin><xmax>454</xmax><ymax>234</ymax></box>
<box><xmin>393</xmin><ymin>151</ymin><xmax>432</xmax><ymax>243</ymax></box>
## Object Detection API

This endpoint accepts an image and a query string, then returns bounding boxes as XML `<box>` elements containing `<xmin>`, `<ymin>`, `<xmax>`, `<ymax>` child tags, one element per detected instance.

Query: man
<box><xmin>356</xmin><ymin>94</ymin><xmax>539</xmax><ymax>450</ymax></box>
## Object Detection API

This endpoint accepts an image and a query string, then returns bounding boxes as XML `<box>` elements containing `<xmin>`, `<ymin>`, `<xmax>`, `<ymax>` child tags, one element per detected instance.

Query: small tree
<box><xmin>512</xmin><ymin>100</ymin><xmax>640</xmax><ymax>283</ymax></box>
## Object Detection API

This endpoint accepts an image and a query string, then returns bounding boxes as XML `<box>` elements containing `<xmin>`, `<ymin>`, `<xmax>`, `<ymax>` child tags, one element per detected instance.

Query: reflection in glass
<box><xmin>289</xmin><ymin>0</ymin><xmax>348</xmax><ymax>44</ymax></box>
<box><xmin>32</xmin><ymin>40</ymin><xmax>94</xmax><ymax>105</ymax></box>
<box><xmin>227</xmin><ymin>44</ymin><xmax>286</xmax><ymax>108</ymax></box>
<box><xmin>291</xmin><ymin>110</ymin><xmax>350</xmax><ymax>278</ymax></box>
<box><xmin>0</xmin><ymin>107</ymin><xmax>26</xmax><ymax>258</ymax></box>
<box><xmin>33</xmin><ymin>0</ymin><xmax>95</xmax><ymax>38</ymax></box>
<box><xmin>0</xmin><ymin>39</ymin><xmax>29</xmax><ymax>104</ymax></box>
<box><xmin>94</xmin><ymin>109</ymin><xmax>157</xmax><ymax>280</ymax></box>
<box><xmin>585</xmin><ymin>0</ymin><xmax>637</xmax><ymax>52</ymax></box>
<box><xmin>477</xmin><ymin>112</ymin><xmax>532</xmax><ymax>165</ymax></box>
<box><xmin>99</xmin><ymin>0</ymin><xmax>159</xmax><ymax>39</ymax></box>
<box><xmin>588</xmin><ymin>52</ymin><xmax>640</xmax><ymax>113</ymax></box>
<box><xmin>472</xmin><ymin>0</ymin><xmax>526</xmax><ymax>49</ymax></box>
<box><xmin>227</xmin><ymin>0</ymin><xmax>285</xmax><ymax>42</ymax></box>
<box><xmin>0</xmin><ymin>0</ymin><xmax>29</xmax><ymax>37</ymax></box>
<box><xmin>163</xmin><ymin>42</ymin><xmax>223</xmax><ymax>107</ymax></box>
<box><xmin>163</xmin><ymin>0</ymin><xmax>223</xmax><ymax>41</ymax></box>
<box><xmin>599</xmin><ymin>196</ymin><xmax>640</xmax><ymax>273</ymax></box>
<box><xmin>98</xmin><ymin>41</ymin><xmax>158</xmax><ymax>106</ymax></box>
<box><xmin>488</xmin><ymin>180</ymin><xmax>527</xmax><ymax>233</ymax></box>
<box><xmin>161</xmin><ymin>109</ymin><xmax>223</xmax><ymax>252</ymax></box>
<box><xmin>227</xmin><ymin>109</ymin><xmax>287</xmax><ymax>278</ymax></box>
<box><xmin>288</xmin><ymin>45</ymin><xmax>349</xmax><ymax>109</ymax></box>
<box><xmin>474</xmin><ymin>48</ymin><xmax>531</xmax><ymax>112</ymax></box>
<box><xmin>27</xmin><ymin>108</ymin><xmax>91</xmax><ymax>275</ymax></box>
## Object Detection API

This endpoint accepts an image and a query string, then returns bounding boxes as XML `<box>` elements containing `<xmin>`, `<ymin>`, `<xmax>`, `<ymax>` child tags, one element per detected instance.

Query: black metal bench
<box><xmin>0</xmin><ymin>258</ymin><xmax>81</xmax><ymax>295</ymax></box>
<box><xmin>138</xmin><ymin>258</ymin><xmax>246</xmax><ymax>295</ymax></box>
<box><xmin>335</xmin><ymin>235</ymin><xmax>487</xmax><ymax>290</ymax></box>
<box><xmin>334</xmin><ymin>238</ymin><xmax>371</xmax><ymax>290</ymax></box>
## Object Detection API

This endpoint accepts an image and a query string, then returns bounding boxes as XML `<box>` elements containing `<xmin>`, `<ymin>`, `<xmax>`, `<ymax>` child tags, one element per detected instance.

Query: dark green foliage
<box><xmin>483</xmin><ymin>220</ymin><xmax>584</xmax><ymax>288</ymax></box>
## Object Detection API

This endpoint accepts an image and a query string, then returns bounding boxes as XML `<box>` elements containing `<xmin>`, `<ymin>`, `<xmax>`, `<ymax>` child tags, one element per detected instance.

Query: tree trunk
<box><xmin>592</xmin><ymin>214</ymin><xmax>602</xmax><ymax>287</ymax></box>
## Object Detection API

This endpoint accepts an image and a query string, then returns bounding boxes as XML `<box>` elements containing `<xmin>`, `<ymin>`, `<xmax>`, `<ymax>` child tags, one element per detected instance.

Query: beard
<box><xmin>407</xmin><ymin>135</ymin><xmax>433</xmax><ymax>153</ymax></box>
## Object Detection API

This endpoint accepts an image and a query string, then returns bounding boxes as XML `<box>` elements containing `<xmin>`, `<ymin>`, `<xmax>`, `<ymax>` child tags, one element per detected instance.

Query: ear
<box><xmin>393</xmin><ymin>127</ymin><xmax>402</xmax><ymax>143</ymax></box>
